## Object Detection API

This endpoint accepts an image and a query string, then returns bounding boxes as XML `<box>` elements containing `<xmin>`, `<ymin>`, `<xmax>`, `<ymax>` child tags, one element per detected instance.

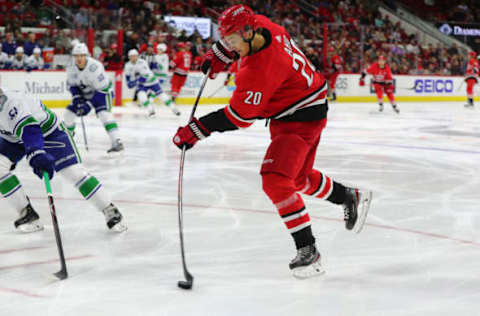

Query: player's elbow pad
<box><xmin>21</xmin><ymin>125</ymin><xmax>45</xmax><ymax>154</ymax></box>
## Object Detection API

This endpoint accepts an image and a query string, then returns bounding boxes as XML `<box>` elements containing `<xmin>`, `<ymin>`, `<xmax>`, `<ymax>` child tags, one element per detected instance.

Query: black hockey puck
<box><xmin>177</xmin><ymin>280</ymin><xmax>193</xmax><ymax>290</ymax></box>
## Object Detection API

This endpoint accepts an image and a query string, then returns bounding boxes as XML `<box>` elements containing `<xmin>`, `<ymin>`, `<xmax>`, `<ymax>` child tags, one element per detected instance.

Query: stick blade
<box><xmin>177</xmin><ymin>272</ymin><xmax>194</xmax><ymax>290</ymax></box>
<box><xmin>54</xmin><ymin>268</ymin><xmax>68</xmax><ymax>280</ymax></box>
<box><xmin>177</xmin><ymin>279</ymin><xmax>193</xmax><ymax>290</ymax></box>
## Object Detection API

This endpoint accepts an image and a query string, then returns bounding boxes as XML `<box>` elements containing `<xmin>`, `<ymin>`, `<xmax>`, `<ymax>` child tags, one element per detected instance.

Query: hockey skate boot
<box><xmin>392</xmin><ymin>104</ymin><xmax>400</xmax><ymax>114</ymax></box>
<box><xmin>289</xmin><ymin>244</ymin><xmax>325</xmax><ymax>279</ymax></box>
<box><xmin>343</xmin><ymin>188</ymin><xmax>373</xmax><ymax>233</ymax></box>
<box><xmin>378</xmin><ymin>104</ymin><xmax>384</xmax><ymax>112</ymax></box>
<box><xmin>14</xmin><ymin>203</ymin><xmax>44</xmax><ymax>233</ymax></box>
<box><xmin>107</xmin><ymin>139</ymin><xmax>124</xmax><ymax>154</ymax></box>
<box><xmin>464</xmin><ymin>102</ymin><xmax>474</xmax><ymax>109</ymax></box>
<box><xmin>102</xmin><ymin>203</ymin><xmax>127</xmax><ymax>232</ymax></box>
<box><xmin>146</xmin><ymin>103</ymin><xmax>156</xmax><ymax>117</ymax></box>
<box><xmin>331</xmin><ymin>92</ymin><xmax>337</xmax><ymax>102</ymax></box>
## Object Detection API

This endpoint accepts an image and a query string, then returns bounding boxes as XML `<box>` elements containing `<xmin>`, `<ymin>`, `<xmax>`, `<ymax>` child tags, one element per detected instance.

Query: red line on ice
<box><xmin>0</xmin><ymin>287</ymin><xmax>48</xmax><ymax>298</ymax></box>
<box><xmin>29</xmin><ymin>196</ymin><xmax>480</xmax><ymax>248</ymax></box>
<box><xmin>0</xmin><ymin>254</ymin><xmax>93</xmax><ymax>271</ymax></box>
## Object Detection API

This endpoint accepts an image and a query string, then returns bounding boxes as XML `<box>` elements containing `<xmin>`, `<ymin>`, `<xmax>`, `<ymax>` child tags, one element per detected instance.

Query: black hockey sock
<box><xmin>292</xmin><ymin>225</ymin><xmax>315</xmax><ymax>249</ymax></box>
<box><xmin>326</xmin><ymin>181</ymin><xmax>347</xmax><ymax>205</ymax></box>
<box><xmin>172</xmin><ymin>96</ymin><xmax>177</xmax><ymax>102</ymax></box>
<box><xmin>468</xmin><ymin>98</ymin><xmax>473</xmax><ymax>105</ymax></box>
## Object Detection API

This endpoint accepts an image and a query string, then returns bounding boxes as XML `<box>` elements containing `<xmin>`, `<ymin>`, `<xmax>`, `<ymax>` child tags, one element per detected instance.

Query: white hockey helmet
<box><xmin>16</xmin><ymin>46</ymin><xmax>24</xmax><ymax>54</ymax></box>
<box><xmin>33</xmin><ymin>47</ymin><xmax>41</xmax><ymax>54</ymax></box>
<box><xmin>70</xmin><ymin>38</ymin><xmax>80</xmax><ymax>48</ymax></box>
<box><xmin>72</xmin><ymin>43</ymin><xmax>89</xmax><ymax>55</ymax></box>
<box><xmin>156</xmin><ymin>43</ymin><xmax>167</xmax><ymax>53</ymax></box>
<box><xmin>128</xmin><ymin>49</ymin><xmax>139</xmax><ymax>57</ymax></box>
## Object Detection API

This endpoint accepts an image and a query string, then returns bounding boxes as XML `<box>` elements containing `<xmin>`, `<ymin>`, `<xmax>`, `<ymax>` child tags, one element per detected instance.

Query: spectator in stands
<box><xmin>24</xmin><ymin>32</ymin><xmax>41</xmax><ymax>56</ymax></box>
<box><xmin>53</xmin><ymin>30</ymin><xmax>71</xmax><ymax>54</ymax></box>
<box><xmin>103</xmin><ymin>44</ymin><xmax>123</xmax><ymax>70</ymax></box>
<box><xmin>2</xmin><ymin>32</ymin><xmax>16</xmax><ymax>56</ymax></box>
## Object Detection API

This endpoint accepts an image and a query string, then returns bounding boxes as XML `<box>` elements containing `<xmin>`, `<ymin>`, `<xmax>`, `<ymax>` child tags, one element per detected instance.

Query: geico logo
<box><xmin>414</xmin><ymin>79</ymin><xmax>453</xmax><ymax>93</ymax></box>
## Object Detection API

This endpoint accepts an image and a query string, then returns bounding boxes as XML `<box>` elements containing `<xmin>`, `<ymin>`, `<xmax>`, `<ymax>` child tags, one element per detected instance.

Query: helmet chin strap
<box><xmin>241</xmin><ymin>28</ymin><xmax>255</xmax><ymax>56</ymax></box>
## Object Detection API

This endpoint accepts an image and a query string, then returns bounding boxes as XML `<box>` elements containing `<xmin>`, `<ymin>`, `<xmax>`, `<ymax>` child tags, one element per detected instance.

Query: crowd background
<box><xmin>0</xmin><ymin>0</ymin><xmax>475</xmax><ymax>75</ymax></box>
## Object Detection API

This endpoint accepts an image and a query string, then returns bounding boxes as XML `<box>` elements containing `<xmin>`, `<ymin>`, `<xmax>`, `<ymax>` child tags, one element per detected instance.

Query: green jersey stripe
<box><xmin>15</xmin><ymin>116</ymin><xmax>38</xmax><ymax>138</ymax></box>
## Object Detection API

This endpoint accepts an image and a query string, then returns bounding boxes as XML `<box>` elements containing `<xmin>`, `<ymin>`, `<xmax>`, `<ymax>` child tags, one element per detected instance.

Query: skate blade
<box><xmin>109</xmin><ymin>222</ymin><xmax>128</xmax><ymax>233</ymax></box>
<box><xmin>354</xmin><ymin>190</ymin><xmax>373</xmax><ymax>234</ymax></box>
<box><xmin>292</xmin><ymin>261</ymin><xmax>326</xmax><ymax>279</ymax></box>
<box><xmin>16</xmin><ymin>220</ymin><xmax>44</xmax><ymax>233</ymax></box>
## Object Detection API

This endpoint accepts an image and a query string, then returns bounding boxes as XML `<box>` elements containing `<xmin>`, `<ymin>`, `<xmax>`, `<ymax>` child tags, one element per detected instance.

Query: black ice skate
<box><xmin>464</xmin><ymin>102</ymin><xmax>474</xmax><ymax>109</ymax></box>
<box><xmin>14</xmin><ymin>202</ymin><xmax>44</xmax><ymax>233</ymax></box>
<box><xmin>343</xmin><ymin>188</ymin><xmax>373</xmax><ymax>233</ymax></box>
<box><xmin>102</xmin><ymin>203</ymin><xmax>127</xmax><ymax>232</ymax></box>
<box><xmin>378</xmin><ymin>103</ymin><xmax>384</xmax><ymax>112</ymax></box>
<box><xmin>392</xmin><ymin>104</ymin><xmax>400</xmax><ymax>114</ymax></box>
<box><xmin>107</xmin><ymin>139</ymin><xmax>124</xmax><ymax>154</ymax></box>
<box><xmin>331</xmin><ymin>92</ymin><xmax>337</xmax><ymax>102</ymax></box>
<box><xmin>289</xmin><ymin>244</ymin><xmax>325</xmax><ymax>279</ymax></box>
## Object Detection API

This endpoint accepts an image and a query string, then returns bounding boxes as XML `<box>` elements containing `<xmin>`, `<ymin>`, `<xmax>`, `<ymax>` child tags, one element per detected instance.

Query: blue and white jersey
<box><xmin>152</xmin><ymin>53</ymin><xmax>169</xmax><ymax>81</ymax></box>
<box><xmin>66</xmin><ymin>57</ymin><xmax>112</xmax><ymax>100</ymax></box>
<box><xmin>0</xmin><ymin>88</ymin><xmax>58</xmax><ymax>144</ymax></box>
<box><xmin>10</xmin><ymin>55</ymin><xmax>27</xmax><ymax>70</ymax></box>
<box><xmin>26</xmin><ymin>55</ymin><xmax>45</xmax><ymax>70</ymax></box>
<box><xmin>124</xmin><ymin>58</ymin><xmax>158</xmax><ymax>88</ymax></box>
<box><xmin>0</xmin><ymin>52</ymin><xmax>11</xmax><ymax>69</ymax></box>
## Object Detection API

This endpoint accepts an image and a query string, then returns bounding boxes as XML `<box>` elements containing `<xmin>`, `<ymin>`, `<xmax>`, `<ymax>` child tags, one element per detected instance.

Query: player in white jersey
<box><xmin>152</xmin><ymin>43</ymin><xmax>169</xmax><ymax>84</ymax></box>
<box><xmin>26</xmin><ymin>47</ymin><xmax>45</xmax><ymax>71</ymax></box>
<box><xmin>0</xmin><ymin>88</ymin><xmax>127</xmax><ymax>232</ymax></box>
<box><xmin>124</xmin><ymin>49</ymin><xmax>180</xmax><ymax>116</ymax></box>
<box><xmin>64</xmin><ymin>43</ymin><xmax>124</xmax><ymax>153</ymax></box>
<box><xmin>0</xmin><ymin>52</ymin><xmax>11</xmax><ymax>69</ymax></box>
<box><xmin>10</xmin><ymin>46</ymin><xmax>27</xmax><ymax>70</ymax></box>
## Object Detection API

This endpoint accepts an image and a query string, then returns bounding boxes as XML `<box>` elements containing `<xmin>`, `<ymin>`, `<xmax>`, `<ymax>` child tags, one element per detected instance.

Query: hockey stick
<box><xmin>43</xmin><ymin>172</ymin><xmax>68</xmax><ymax>280</ymax></box>
<box><xmin>177</xmin><ymin>69</ymin><xmax>210</xmax><ymax>290</ymax></box>
<box><xmin>80</xmin><ymin>116</ymin><xmax>88</xmax><ymax>151</ymax></box>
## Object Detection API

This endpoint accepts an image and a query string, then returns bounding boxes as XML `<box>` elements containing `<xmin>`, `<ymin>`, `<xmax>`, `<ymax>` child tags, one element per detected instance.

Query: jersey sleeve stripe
<box><xmin>273</xmin><ymin>81</ymin><xmax>327</xmax><ymax>119</ymax></box>
<box><xmin>14</xmin><ymin>116</ymin><xmax>38</xmax><ymax>138</ymax></box>
<box><xmin>224</xmin><ymin>105</ymin><xmax>255</xmax><ymax>128</ymax></box>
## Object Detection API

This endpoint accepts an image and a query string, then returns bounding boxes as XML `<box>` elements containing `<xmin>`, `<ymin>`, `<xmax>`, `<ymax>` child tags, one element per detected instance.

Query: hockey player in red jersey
<box><xmin>170</xmin><ymin>42</ymin><xmax>192</xmax><ymax>102</ymax></box>
<box><xmin>360</xmin><ymin>55</ymin><xmax>400</xmax><ymax>113</ymax></box>
<box><xmin>324</xmin><ymin>47</ymin><xmax>342</xmax><ymax>101</ymax></box>
<box><xmin>464</xmin><ymin>51</ymin><xmax>478</xmax><ymax>108</ymax></box>
<box><xmin>172</xmin><ymin>5</ymin><xmax>372</xmax><ymax>279</ymax></box>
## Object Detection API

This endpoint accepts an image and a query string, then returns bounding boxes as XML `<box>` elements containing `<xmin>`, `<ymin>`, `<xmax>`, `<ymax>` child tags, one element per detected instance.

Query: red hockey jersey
<box><xmin>465</xmin><ymin>57</ymin><xmax>479</xmax><ymax>79</ymax></box>
<box><xmin>224</xmin><ymin>15</ymin><xmax>327</xmax><ymax>128</ymax></box>
<box><xmin>365</xmin><ymin>62</ymin><xmax>393</xmax><ymax>84</ymax></box>
<box><xmin>171</xmin><ymin>51</ymin><xmax>192</xmax><ymax>76</ymax></box>
<box><xmin>325</xmin><ymin>54</ymin><xmax>342</xmax><ymax>75</ymax></box>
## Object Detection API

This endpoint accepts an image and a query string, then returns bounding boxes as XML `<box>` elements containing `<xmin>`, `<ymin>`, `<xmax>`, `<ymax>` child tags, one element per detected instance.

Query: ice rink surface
<box><xmin>0</xmin><ymin>101</ymin><xmax>479</xmax><ymax>316</ymax></box>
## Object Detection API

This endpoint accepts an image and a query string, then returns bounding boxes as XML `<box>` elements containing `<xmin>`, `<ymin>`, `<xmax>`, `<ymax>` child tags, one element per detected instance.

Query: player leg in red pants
<box><xmin>385</xmin><ymin>83</ymin><xmax>400</xmax><ymax>114</ymax></box>
<box><xmin>260</xmin><ymin>119</ymin><xmax>372</xmax><ymax>278</ymax></box>
<box><xmin>170</xmin><ymin>74</ymin><xmax>187</xmax><ymax>103</ymax></box>
<box><xmin>329</xmin><ymin>73</ymin><xmax>339</xmax><ymax>101</ymax></box>
<box><xmin>465</xmin><ymin>78</ymin><xmax>477</xmax><ymax>108</ymax></box>
<box><xmin>374</xmin><ymin>83</ymin><xmax>384</xmax><ymax>112</ymax></box>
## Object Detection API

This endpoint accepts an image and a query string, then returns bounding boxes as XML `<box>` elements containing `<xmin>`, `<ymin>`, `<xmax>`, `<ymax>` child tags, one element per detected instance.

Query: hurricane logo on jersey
<box><xmin>9</xmin><ymin>107</ymin><xmax>18</xmax><ymax>120</ymax></box>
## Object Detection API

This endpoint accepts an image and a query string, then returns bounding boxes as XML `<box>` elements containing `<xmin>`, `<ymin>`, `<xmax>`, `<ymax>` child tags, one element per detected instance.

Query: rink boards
<box><xmin>0</xmin><ymin>70</ymin><xmax>477</xmax><ymax>107</ymax></box>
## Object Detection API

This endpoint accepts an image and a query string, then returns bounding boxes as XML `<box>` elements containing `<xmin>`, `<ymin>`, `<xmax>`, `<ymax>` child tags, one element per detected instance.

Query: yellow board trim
<box><xmin>338</xmin><ymin>96</ymin><xmax>480</xmax><ymax>102</ymax></box>
<box><xmin>42</xmin><ymin>95</ymin><xmax>479</xmax><ymax>108</ymax></box>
